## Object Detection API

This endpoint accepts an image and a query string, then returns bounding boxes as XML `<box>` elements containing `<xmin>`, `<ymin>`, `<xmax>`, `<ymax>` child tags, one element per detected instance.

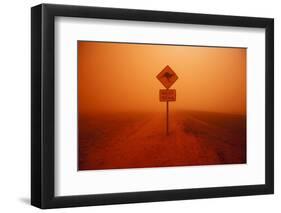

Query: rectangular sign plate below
<box><xmin>159</xmin><ymin>89</ymin><xmax>176</xmax><ymax>102</ymax></box>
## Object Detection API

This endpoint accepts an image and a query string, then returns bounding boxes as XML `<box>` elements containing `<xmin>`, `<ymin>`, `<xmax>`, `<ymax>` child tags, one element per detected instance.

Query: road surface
<box><xmin>79</xmin><ymin>111</ymin><xmax>246</xmax><ymax>170</ymax></box>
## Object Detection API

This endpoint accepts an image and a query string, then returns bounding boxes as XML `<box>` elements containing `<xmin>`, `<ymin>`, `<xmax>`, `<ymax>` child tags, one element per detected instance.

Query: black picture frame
<box><xmin>31</xmin><ymin>3</ymin><xmax>274</xmax><ymax>209</ymax></box>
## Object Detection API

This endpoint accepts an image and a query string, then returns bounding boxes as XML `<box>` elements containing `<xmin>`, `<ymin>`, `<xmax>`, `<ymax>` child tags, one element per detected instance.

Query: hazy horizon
<box><xmin>78</xmin><ymin>41</ymin><xmax>246</xmax><ymax>115</ymax></box>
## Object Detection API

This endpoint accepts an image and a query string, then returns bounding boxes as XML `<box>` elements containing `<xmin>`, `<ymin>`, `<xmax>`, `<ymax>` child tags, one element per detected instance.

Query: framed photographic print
<box><xmin>31</xmin><ymin>3</ymin><xmax>274</xmax><ymax>209</ymax></box>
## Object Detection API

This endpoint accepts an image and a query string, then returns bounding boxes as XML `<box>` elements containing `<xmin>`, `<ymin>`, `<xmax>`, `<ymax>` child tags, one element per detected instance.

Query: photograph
<box><xmin>78</xmin><ymin>41</ymin><xmax>247</xmax><ymax>171</ymax></box>
<box><xmin>30</xmin><ymin>3</ymin><xmax>274</xmax><ymax>209</ymax></box>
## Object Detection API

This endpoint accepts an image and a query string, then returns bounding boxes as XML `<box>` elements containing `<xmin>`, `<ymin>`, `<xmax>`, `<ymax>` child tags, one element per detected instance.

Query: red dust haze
<box><xmin>78</xmin><ymin>41</ymin><xmax>246</xmax><ymax>116</ymax></box>
<box><xmin>78</xmin><ymin>41</ymin><xmax>246</xmax><ymax>170</ymax></box>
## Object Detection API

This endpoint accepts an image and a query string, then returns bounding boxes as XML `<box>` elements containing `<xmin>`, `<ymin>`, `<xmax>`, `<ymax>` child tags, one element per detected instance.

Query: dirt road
<box><xmin>79</xmin><ymin>111</ymin><xmax>246</xmax><ymax>170</ymax></box>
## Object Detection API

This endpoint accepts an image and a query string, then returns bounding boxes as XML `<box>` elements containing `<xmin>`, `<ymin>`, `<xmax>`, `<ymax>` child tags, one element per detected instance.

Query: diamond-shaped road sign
<box><xmin>156</xmin><ymin>65</ymin><xmax>178</xmax><ymax>89</ymax></box>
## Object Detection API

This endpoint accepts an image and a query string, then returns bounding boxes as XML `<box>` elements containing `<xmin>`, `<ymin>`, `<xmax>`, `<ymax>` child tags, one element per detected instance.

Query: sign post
<box><xmin>156</xmin><ymin>65</ymin><xmax>178</xmax><ymax>135</ymax></box>
<box><xmin>166</xmin><ymin>101</ymin><xmax>169</xmax><ymax>135</ymax></box>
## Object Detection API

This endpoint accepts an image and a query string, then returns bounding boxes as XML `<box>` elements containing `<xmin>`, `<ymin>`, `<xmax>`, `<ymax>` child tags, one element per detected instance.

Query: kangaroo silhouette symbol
<box><xmin>163</xmin><ymin>72</ymin><xmax>174</xmax><ymax>82</ymax></box>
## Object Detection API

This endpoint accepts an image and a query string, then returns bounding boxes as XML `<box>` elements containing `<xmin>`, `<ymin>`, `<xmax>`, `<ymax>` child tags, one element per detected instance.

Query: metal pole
<box><xmin>166</xmin><ymin>101</ymin><xmax>169</xmax><ymax>136</ymax></box>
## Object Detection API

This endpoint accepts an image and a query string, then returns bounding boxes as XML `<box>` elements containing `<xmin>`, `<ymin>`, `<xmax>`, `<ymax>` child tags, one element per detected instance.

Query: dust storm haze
<box><xmin>78</xmin><ymin>41</ymin><xmax>247</xmax><ymax>170</ymax></box>
<box><xmin>78</xmin><ymin>41</ymin><xmax>246</xmax><ymax>116</ymax></box>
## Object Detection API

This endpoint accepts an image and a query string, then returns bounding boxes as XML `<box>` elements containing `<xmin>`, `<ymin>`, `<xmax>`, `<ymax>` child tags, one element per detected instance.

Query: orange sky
<box><xmin>78</xmin><ymin>41</ymin><xmax>246</xmax><ymax>115</ymax></box>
